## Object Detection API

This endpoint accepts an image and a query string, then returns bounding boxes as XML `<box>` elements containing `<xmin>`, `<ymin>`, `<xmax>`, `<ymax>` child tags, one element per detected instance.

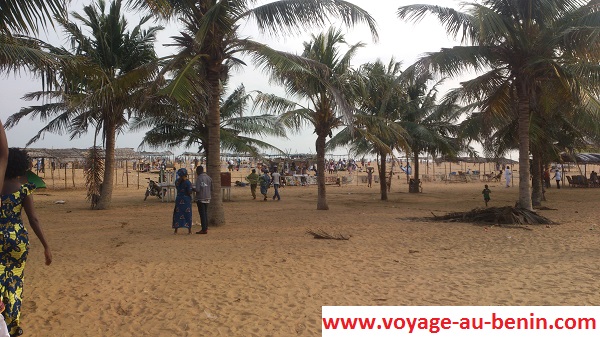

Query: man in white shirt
<box><xmin>271</xmin><ymin>171</ymin><xmax>281</xmax><ymax>201</ymax></box>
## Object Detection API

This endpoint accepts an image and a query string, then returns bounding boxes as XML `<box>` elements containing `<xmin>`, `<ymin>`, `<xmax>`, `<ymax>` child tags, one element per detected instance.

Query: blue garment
<box><xmin>172</xmin><ymin>179</ymin><xmax>193</xmax><ymax>229</ymax></box>
<box><xmin>259</xmin><ymin>173</ymin><xmax>271</xmax><ymax>195</ymax></box>
<box><xmin>177</xmin><ymin>168</ymin><xmax>188</xmax><ymax>178</ymax></box>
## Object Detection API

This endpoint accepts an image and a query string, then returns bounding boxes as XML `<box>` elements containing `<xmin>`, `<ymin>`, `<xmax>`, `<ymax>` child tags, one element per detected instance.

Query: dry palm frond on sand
<box><xmin>431</xmin><ymin>206</ymin><xmax>555</xmax><ymax>225</ymax></box>
<box><xmin>306</xmin><ymin>229</ymin><xmax>350</xmax><ymax>240</ymax></box>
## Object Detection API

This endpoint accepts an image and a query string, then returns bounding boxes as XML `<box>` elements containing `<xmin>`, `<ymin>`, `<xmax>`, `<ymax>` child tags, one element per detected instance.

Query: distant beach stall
<box><xmin>433</xmin><ymin>156</ymin><xmax>518</xmax><ymax>183</ymax></box>
<box><xmin>559</xmin><ymin>152</ymin><xmax>600</xmax><ymax>187</ymax></box>
<box><xmin>23</xmin><ymin>147</ymin><xmax>142</xmax><ymax>188</ymax></box>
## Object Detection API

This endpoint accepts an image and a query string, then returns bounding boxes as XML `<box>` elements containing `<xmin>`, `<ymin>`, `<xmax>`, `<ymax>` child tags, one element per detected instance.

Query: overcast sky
<box><xmin>0</xmin><ymin>0</ymin><xmax>465</xmax><ymax>156</ymax></box>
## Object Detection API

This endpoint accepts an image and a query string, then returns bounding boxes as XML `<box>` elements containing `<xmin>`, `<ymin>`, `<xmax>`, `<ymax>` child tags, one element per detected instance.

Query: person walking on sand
<box><xmin>258</xmin><ymin>170</ymin><xmax>271</xmax><ymax>201</ymax></box>
<box><xmin>504</xmin><ymin>165</ymin><xmax>511</xmax><ymax>187</ymax></box>
<box><xmin>544</xmin><ymin>168</ymin><xmax>551</xmax><ymax>188</ymax></box>
<box><xmin>271</xmin><ymin>170</ymin><xmax>281</xmax><ymax>201</ymax></box>
<box><xmin>367</xmin><ymin>168</ymin><xmax>373</xmax><ymax>188</ymax></box>
<box><xmin>553</xmin><ymin>168</ymin><xmax>562</xmax><ymax>189</ymax></box>
<box><xmin>172</xmin><ymin>168</ymin><xmax>193</xmax><ymax>234</ymax></box>
<box><xmin>246</xmin><ymin>169</ymin><xmax>259</xmax><ymax>200</ymax></box>
<box><xmin>1</xmin><ymin>148</ymin><xmax>52</xmax><ymax>337</ymax></box>
<box><xmin>482</xmin><ymin>184</ymin><xmax>491</xmax><ymax>207</ymax></box>
<box><xmin>194</xmin><ymin>166</ymin><xmax>212</xmax><ymax>234</ymax></box>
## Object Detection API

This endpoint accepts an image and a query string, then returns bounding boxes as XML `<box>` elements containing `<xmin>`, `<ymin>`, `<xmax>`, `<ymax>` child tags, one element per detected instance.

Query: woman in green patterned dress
<box><xmin>0</xmin><ymin>148</ymin><xmax>51</xmax><ymax>336</ymax></box>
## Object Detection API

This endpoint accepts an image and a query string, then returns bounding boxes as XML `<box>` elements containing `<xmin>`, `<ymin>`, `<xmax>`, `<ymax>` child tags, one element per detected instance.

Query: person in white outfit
<box><xmin>553</xmin><ymin>168</ymin><xmax>562</xmax><ymax>189</ymax></box>
<box><xmin>504</xmin><ymin>165</ymin><xmax>511</xmax><ymax>187</ymax></box>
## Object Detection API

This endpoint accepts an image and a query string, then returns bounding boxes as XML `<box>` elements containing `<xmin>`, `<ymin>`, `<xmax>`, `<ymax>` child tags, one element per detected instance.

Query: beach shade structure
<box><xmin>26</xmin><ymin>170</ymin><xmax>46</xmax><ymax>189</ymax></box>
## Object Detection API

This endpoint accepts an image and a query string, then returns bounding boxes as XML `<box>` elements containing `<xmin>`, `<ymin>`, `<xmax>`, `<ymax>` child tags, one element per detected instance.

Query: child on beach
<box><xmin>482</xmin><ymin>184</ymin><xmax>491</xmax><ymax>207</ymax></box>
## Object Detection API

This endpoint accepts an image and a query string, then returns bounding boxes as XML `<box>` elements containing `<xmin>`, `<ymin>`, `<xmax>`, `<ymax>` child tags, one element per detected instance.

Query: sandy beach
<box><xmin>18</xmin><ymin>168</ymin><xmax>600</xmax><ymax>336</ymax></box>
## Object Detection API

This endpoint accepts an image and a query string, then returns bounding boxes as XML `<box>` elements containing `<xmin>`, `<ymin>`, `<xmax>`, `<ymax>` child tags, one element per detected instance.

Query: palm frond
<box><xmin>246</xmin><ymin>0</ymin><xmax>378</xmax><ymax>41</ymax></box>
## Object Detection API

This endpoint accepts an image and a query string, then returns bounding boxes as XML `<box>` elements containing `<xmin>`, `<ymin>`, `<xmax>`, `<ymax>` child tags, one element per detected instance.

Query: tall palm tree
<box><xmin>254</xmin><ymin>27</ymin><xmax>364</xmax><ymax>209</ymax></box>
<box><xmin>398</xmin><ymin>0</ymin><xmax>600</xmax><ymax>210</ymax></box>
<box><xmin>459</xmin><ymin>84</ymin><xmax>600</xmax><ymax>205</ymax></box>
<box><xmin>327</xmin><ymin>59</ymin><xmax>409</xmax><ymax>200</ymax></box>
<box><xmin>400</xmin><ymin>75</ymin><xmax>461</xmax><ymax>192</ymax></box>
<box><xmin>133</xmin><ymin>0</ymin><xmax>377</xmax><ymax>221</ymax></box>
<box><xmin>132</xmin><ymin>84</ymin><xmax>288</xmax><ymax>156</ymax></box>
<box><xmin>6</xmin><ymin>0</ymin><xmax>162</xmax><ymax>209</ymax></box>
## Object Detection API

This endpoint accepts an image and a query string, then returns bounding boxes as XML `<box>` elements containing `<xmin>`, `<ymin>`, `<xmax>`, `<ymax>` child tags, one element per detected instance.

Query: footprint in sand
<box><xmin>25</xmin><ymin>300</ymin><xmax>38</xmax><ymax>313</ymax></box>
<box><xmin>204</xmin><ymin>309</ymin><xmax>218</xmax><ymax>320</ymax></box>
<box><xmin>295</xmin><ymin>323</ymin><xmax>306</xmax><ymax>335</ymax></box>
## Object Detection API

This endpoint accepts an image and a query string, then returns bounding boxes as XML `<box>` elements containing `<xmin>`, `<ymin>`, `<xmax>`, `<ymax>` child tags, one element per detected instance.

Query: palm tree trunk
<box><xmin>96</xmin><ymin>121</ymin><xmax>116</xmax><ymax>210</ymax></box>
<box><xmin>315</xmin><ymin>134</ymin><xmax>329</xmax><ymax>210</ymax></box>
<box><xmin>207</xmin><ymin>65</ymin><xmax>225</xmax><ymax>225</ymax></box>
<box><xmin>411</xmin><ymin>151</ymin><xmax>420</xmax><ymax>193</ymax></box>
<box><xmin>378</xmin><ymin>151</ymin><xmax>387</xmax><ymax>200</ymax></box>
<box><xmin>531</xmin><ymin>150</ymin><xmax>542</xmax><ymax>206</ymax></box>
<box><xmin>517</xmin><ymin>83</ymin><xmax>533</xmax><ymax>210</ymax></box>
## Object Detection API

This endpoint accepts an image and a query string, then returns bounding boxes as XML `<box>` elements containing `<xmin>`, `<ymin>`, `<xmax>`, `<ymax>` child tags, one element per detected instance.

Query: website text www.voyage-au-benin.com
<box><xmin>321</xmin><ymin>306</ymin><xmax>600</xmax><ymax>336</ymax></box>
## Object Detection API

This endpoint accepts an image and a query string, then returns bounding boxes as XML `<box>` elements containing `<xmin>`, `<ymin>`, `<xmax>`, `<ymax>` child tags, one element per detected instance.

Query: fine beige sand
<box><xmin>18</xmin><ymin>168</ymin><xmax>600</xmax><ymax>336</ymax></box>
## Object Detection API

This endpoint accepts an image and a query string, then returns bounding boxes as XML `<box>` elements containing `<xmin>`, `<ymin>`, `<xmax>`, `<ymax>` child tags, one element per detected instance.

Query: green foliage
<box><xmin>133</xmin><ymin>85</ymin><xmax>288</xmax><ymax>157</ymax></box>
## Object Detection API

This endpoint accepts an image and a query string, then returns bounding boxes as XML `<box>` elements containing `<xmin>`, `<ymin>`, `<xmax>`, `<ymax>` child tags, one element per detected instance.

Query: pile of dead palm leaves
<box><xmin>306</xmin><ymin>228</ymin><xmax>350</xmax><ymax>240</ymax></box>
<box><xmin>431</xmin><ymin>206</ymin><xmax>555</xmax><ymax>225</ymax></box>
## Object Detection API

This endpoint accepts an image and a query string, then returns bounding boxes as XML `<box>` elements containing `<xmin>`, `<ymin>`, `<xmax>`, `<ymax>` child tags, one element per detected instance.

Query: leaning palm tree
<box><xmin>6</xmin><ymin>0</ymin><xmax>162</xmax><ymax>209</ymax></box>
<box><xmin>254</xmin><ymin>27</ymin><xmax>365</xmax><ymax>210</ymax></box>
<box><xmin>132</xmin><ymin>0</ymin><xmax>378</xmax><ymax>221</ymax></box>
<box><xmin>398</xmin><ymin>0</ymin><xmax>600</xmax><ymax>210</ymax></box>
<box><xmin>132</xmin><ymin>85</ymin><xmax>288</xmax><ymax>156</ymax></box>
<box><xmin>327</xmin><ymin>59</ymin><xmax>409</xmax><ymax>200</ymax></box>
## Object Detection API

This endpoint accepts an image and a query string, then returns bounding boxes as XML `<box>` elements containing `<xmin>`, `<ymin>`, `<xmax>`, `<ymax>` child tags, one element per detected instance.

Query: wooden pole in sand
<box><xmin>51</xmin><ymin>163</ymin><xmax>54</xmax><ymax>188</ymax></box>
<box><xmin>511</xmin><ymin>162</ymin><xmax>514</xmax><ymax>187</ymax></box>
<box><xmin>137</xmin><ymin>170</ymin><xmax>140</xmax><ymax>189</ymax></box>
<box><xmin>72</xmin><ymin>164</ymin><xmax>75</xmax><ymax>188</ymax></box>
<box><xmin>64</xmin><ymin>165</ymin><xmax>67</xmax><ymax>189</ymax></box>
<box><xmin>115</xmin><ymin>164</ymin><xmax>118</xmax><ymax>186</ymax></box>
<box><xmin>126</xmin><ymin>160</ymin><xmax>129</xmax><ymax>188</ymax></box>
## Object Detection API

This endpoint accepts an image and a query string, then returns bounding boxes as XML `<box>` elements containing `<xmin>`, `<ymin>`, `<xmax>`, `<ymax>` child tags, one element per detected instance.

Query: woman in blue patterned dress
<box><xmin>172</xmin><ymin>168</ymin><xmax>193</xmax><ymax>234</ymax></box>
<box><xmin>0</xmin><ymin>148</ymin><xmax>52</xmax><ymax>337</ymax></box>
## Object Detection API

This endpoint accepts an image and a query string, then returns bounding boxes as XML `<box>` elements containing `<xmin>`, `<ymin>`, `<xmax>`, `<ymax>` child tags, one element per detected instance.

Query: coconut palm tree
<box><xmin>459</xmin><ymin>83</ymin><xmax>600</xmax><ymax>205</ymax></box>
<box><xmin>132</xmin><ymin>0</ymin><xmax>377</xmax><ymax>221</ymax></box>
<box><xmin>254</xmin><ymin>27</ymin><xmax>365</xmax><ymax>209</ymax></box>
<box><xmin>400</xmin><ymin>75</ymin><xmax>461</xmax><ymax>192</ymax></box>
<box><xmin>132</xmin><ymin>84</ymin><xmax>288</xmax><ymax>156</ymax></box>
<box><xmin>326</xmin><ymin>59</ymin><xmax>409</xmax><ymax>200</ymax></box>
<box><xmin>398</xmin><ymin>0</ymin><xmax>600</xmax><ymax>210</ymax></box>
<box><xmin>5</xmin><ymin>0</ymin><xmax>162</xmax><ymax>209</ymax></box>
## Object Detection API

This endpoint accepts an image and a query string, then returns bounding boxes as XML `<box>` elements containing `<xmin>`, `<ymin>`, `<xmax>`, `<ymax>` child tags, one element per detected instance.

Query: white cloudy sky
<box><xmin>0</xmin><ymin>0</ymin><xmax>466</xmax><ymax>156</ymax></box>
